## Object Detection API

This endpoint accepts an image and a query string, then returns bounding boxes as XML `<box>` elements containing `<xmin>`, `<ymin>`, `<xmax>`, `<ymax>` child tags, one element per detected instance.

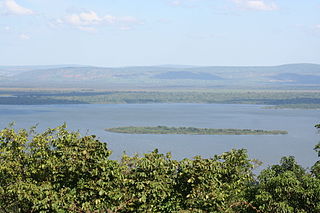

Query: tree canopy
<box><xmin>0</xmin><ymin>124</ymin><xmax>319</xmax><ymax>212</ymax></box>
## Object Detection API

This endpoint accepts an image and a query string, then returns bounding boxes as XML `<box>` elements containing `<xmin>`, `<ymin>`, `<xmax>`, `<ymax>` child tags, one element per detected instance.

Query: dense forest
<box><xmin>0</xmin><ymin>124</ymin><xmax>319</xmax><ymax>212</ymax></box>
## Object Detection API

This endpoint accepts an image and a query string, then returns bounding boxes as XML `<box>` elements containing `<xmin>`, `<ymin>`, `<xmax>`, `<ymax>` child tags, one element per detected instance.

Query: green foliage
<box><xmin>0</xmin><ymin>124</ymin><xmax>320</xmax><ymax>212</ymax></box>
<box><xmin>118</xmin><ymin>150</ymin><xmax>180</xmax><ymax>212</ymax></box>
<box><xmin>174</xmin><ymin>149</ymin><xmax>257</xmax><ymax>212</ymax></box>
<box><xmin>0</xmin><ymin>124</ymin><xmax>123</xmax><ymax>212</ymax></box>
<box><xmin>252</xmin><ymin>156</ymin><xmax>320</xmax><ymax>212</ymax></box>
<box><xmin>250</xmin><ymin>124</ymin><xmax>320</xmax><ymax>212</ymax></box>
<box><xmin>312</xmin><ymin>124</ymin><xmax>320</xmax><ymax>177</ymax></box>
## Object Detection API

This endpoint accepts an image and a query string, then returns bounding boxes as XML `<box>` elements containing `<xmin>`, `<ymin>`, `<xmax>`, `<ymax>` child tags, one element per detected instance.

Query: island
<box><xmin>105</xmin><ymin>126</ymin><xmax>288</xmax><ymax>135</ymax></box>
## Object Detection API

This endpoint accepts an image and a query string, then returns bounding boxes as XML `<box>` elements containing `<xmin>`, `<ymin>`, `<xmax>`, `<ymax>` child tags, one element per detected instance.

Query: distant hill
<box><xmin>156</xmin><ymin>64</ymin><xmax>199</xmax><ymax>69</ymax></box>
<box><xmin>0</xmin><ymin>63</ymin><xmax>319</xmax><ymax>89</ymax></box>
<box><xmin>184</xmin><ymin>63</ymin><xmax>320</xmax><ymax>74</ymax></box>
<box><xmin>270</xmin><ymin>73</ymin><xmax>320</xmax><ymax>84</ymax></box>
<box><xmin>153</xmin><ymin>71</ymin><xmax>223</xmax><ymax>80</ymax></box>
<box><xmin>0</xmin><ymin>64</ymin><xmax>89</xmax><ymax>70</ymax></box>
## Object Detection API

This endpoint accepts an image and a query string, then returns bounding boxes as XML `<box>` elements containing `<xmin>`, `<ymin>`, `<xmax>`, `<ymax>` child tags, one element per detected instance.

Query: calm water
<box><xmin>0</xmin><ymin>104</ymin><xmax>319</xmax><ymax>169</ymax></box>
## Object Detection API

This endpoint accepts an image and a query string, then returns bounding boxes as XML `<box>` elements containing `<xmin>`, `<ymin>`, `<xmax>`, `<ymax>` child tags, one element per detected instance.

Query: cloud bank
<box><xmin>232</xmin><ymin>0</ymin><xmax>278</xmax><ymax>11</ymax></box>
<box><xmin>19</xmin><ymin>33</ymin><xmax>30</xmax><ymax>40</ymax></box>
<box><xmin>55</xmin><ymin>10</ymin><xmax>142</xmax><ymax>32</ymax></box>
<box><xmin>2</xmin><ymin>0</ymin><xmax>34</xmax><ymax>15</ymax></box>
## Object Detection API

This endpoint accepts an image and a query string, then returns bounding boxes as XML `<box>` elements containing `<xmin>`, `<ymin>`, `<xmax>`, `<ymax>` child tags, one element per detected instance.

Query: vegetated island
<box><xmin>105</xmin><ymin>126</ymin><xmax>288</xmax><ymax>135</ymax></box>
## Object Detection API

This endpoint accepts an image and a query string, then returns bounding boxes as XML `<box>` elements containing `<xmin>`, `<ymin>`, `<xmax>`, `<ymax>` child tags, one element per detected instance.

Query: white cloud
<box><xmin>4</xmin><ymin>26</ymin><xmax>11</xmax><ymax>31</ymax></box>
<box><xmin>1</xmin><ymin>25</ymin><xmax>12</xmax><ymax>33</ymax></box>
<box><xmin>119</xmin><ymin>26</ymin><xmax>132</xmax><ymax>31</ymax></box>
<box><xmin>232</xmin><ymin>0</ymin><xmax>278</xmax><ymax>11</ymax></box>
<box><xmin>313</xmin><ymin>24</ymin><xmax>320</xmax><ymax>34</ymax></box>
<box><xmin>57</xmin><ymin>10</ymin><xmax>142</xmax><ymax>32</ymax></box>
<box><xmin>2</xmin><ymin>0</ymin><xmax>34</xmax><ymax>15</ymax></box>
<box><xmin>64</xmin><ymin>11</ymin><xmax>102</xmax><ymax>26</ymax></box>
<box><xmin>171</xmin><ymin>0</ymin><xmax>182</xmax><ymax>6</ymax></box>
<box><xmin>169</xmin><ymin>0</ymin><xmax>200</xmax><ymax>7</ymax></box>
<box><xmin>77</xmin><ymin>26</ymin><xmax>97</xmax><ymax>33</ymax></box>
<box><xmin>19</xmin><ymin>33</ymin><xmax>30</xmax><ymax>40</ymax></box>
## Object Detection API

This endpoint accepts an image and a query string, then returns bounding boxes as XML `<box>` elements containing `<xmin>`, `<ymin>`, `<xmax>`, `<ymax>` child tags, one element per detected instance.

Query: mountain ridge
<box><xmin>1</xmin><ymin>63</ymin><xmax>319</xmax><ymax>89</ymax></box>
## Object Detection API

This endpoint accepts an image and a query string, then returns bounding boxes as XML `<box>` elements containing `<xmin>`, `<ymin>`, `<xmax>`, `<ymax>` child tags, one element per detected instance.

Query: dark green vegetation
<box><xmin>1</xmin><ymin>88</ymin><xmax>320</xmax><ymax>109</ymax></box>
<box><xmin>106</xmin><ymin>126</ymin><xmax>288</xmax><ymax>135</ymax></box>
<box><xmin>1</xmin><ymin>124</ymin><xmax>320</xmax><ymax>212</ymax></box>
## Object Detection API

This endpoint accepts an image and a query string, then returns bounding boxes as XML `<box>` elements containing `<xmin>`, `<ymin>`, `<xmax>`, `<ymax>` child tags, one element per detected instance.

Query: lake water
<box><xmin>0</xmin><ymin>104</ymin><xmax>319</xmax><ymax>169</ymax></box>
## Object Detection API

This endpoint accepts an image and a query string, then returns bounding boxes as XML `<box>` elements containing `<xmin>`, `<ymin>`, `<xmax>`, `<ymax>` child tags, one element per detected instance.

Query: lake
<box><xmin>0</xmin><ymin>103</ymin><xmax>319</xmax><ymax>169</ymax></box>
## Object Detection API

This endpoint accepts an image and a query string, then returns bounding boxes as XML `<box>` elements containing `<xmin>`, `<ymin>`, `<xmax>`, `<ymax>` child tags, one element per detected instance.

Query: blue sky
<box><xmin>0</xmin><ymin>0</ymin><xmax>319</xmax><ymax>66</ymax></box>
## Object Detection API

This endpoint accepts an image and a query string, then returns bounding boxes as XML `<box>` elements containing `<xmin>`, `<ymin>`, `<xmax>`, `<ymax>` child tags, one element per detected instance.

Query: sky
<box><xmin>0</xmin><ymin>0</ymin><xmax>319</xmax><ymax>67</ymax></box>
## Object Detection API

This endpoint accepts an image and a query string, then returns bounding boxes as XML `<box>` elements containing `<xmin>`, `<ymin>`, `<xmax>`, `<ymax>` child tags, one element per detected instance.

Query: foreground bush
<box><xmin>0</xmin><ymin>124</ymin><xmax>123</xmax><ymax>212</ymax></box>
<box><xmin>0</xmin><ymin>124</ymin><xmax>319</xmax><ymax>212</ymax></box>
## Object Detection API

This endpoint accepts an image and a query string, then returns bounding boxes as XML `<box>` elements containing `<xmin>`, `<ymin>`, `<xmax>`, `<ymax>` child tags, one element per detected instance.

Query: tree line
<box><xmin>0</xmin><ymin>124</ymin><xmax>319</xmax><ymax>212</ymax></box>
<box><xmin>2</xmin><ymin>90</ymin><xmax>320</xmax><ymax>109</ymax></box>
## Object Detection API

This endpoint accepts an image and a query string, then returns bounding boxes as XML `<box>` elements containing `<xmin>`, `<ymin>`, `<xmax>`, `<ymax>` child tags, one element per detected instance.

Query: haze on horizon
<box><xmin>0</xmin><ymin>0</ymin><xmax>319</xmax><ymax>67</ymax></box>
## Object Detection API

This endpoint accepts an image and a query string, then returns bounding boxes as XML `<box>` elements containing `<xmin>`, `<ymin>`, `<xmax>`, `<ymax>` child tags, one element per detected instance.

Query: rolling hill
<box><xmin>0</xmin><ymin>63</ymin><xmax>319</xmax><ymax>89</ymax></box>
